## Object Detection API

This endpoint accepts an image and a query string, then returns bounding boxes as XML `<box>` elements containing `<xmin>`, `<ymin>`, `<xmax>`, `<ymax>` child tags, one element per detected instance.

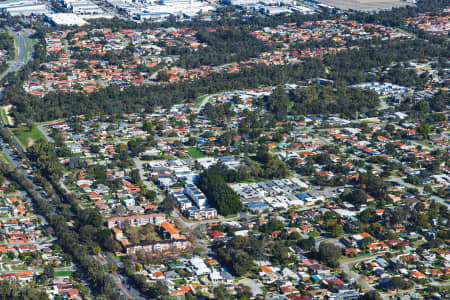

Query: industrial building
<box><xmin>0</xmin><ymin>0</ymin><xmax>50</xmax><ymax>16</ymax></box>
<box><xmin>105</xmin><ymin>0</ymin><xmax>214</xmax><ymax>21</ymax></box>
<box><xmin>47</xmin><ymin>13</ymin><xmax>88</xmax><ymax>26</ymax></box>
<box><xmin>62</xmin><ymin>0</ymin><xmax>104</xmax><ymax>15</ymax></box>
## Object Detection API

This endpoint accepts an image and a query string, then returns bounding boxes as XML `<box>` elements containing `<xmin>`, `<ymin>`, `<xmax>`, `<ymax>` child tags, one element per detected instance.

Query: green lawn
<box><xmin>108</xmin><ymin>252</ymin><xmax>121</xmax><ymax>261</ymax></box>
<box><xmin>11</xmin><ymin>264</ymin><xmax>26</xmax><ymax>270</ymax></box>
<box><xmin>54</xmin><ymin>270</ymin><xmax>73</xmax><ymax>277</ymax></box>
<box><xmin>224</xmin><ymin>214</ymin><xmax>238</xmax><ymax>219</ymax></box>
<box><xmin>195</xmin><ymin>95</ymin><xmax>207</xmax><ymax>106</ymax></box>
<box><xmin>23</xmin><ymin>37</ymin><xmax>30</xmax><ymax>61</ymax></box>
<box><xmin>172</xmin><ymin>279</ymin><xmax>185</xmax><ymax>285</ymax></box>
<box><xmin>187</xmin><ymin>147</ymin><xmax>204</xmax><ymax>159</ymax></box>
<box><xmin>247</xmin><ymin>156</ymin><xmax>263</xmax><ymax>167</ymax></box>
<box><xmin>308</xmin><ymin>231</ymin><xmax>320</xmax><ymax>238</ymax></box>
<box><xmin>11</xmin><ymin>125</ymin><xmax>45</xmax><ymax>148</ymax></box>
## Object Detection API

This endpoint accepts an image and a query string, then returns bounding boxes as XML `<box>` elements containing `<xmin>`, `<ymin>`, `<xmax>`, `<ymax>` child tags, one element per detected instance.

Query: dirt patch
<box><xmin>26</xmin><ymin>137</ymin><xmax>34</xmax><ymax>147</ymax></box>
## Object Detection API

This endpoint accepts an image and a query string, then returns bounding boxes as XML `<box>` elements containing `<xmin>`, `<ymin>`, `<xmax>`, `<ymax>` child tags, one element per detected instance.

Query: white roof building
<box><xmin>190</xmin><ymin>257</ymin><xmax>211</xmax><ymax>276</ymax></box>
<box><xmin>47</xmin><ymin>13</ymin><xmax>88</xmax><ymax>26</ymax></box>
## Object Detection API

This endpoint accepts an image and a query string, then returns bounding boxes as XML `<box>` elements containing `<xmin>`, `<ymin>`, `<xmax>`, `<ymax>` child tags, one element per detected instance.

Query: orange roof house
<box><xmin>171</xmin><ymin>285</ymin><xmax>190</xmax><ymax>295</ymax></box>
<box><xmin>88</xmin><ymin>192</ymin><xmax>100</xmax><ymax>200</ymax></box>
<box><xmin>261</xmin><ymin>266</ymin><xmax>274</xmax><ymax>273</ymax></box>
<box><xmin>411</xmin><ymin>271</ymin><xmax>426</xmax><ymax>279</ymax></box>
<box><xmin>360</xmin><ymin>232</ymin><xmax>374</xmax><ymax>239</ymax></box>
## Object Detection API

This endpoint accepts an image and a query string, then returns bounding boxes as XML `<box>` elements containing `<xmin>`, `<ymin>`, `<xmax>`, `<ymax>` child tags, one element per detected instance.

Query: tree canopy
<box><xmin>197</xmin><ymin>165</ymin><xmax>242</xmax><ymax>216</ymax></box>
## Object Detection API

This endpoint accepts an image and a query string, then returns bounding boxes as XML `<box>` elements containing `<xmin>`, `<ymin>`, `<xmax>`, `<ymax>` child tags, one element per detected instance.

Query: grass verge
<box><xmin>1</xmin><ymin>108</ymin><xmax>9</xmax><ymax>125</ymax></box>
<box><xmin>0</xmin><ymin>152</ymin><xmax>13</xmax><ymax>168</ymax></box>
<box><xmin>54</xmin><ymin>270</ymin><xmax>74</xmax><ymax>277</ymax></box>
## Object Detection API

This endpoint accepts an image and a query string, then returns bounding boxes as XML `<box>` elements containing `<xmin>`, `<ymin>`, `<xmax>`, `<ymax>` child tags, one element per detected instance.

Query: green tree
<box><xmin>263</xmin><ymin>219</ymin><xmax>285</xmax><ymax>233</ymax></box>
<box><xmin>319</xmin><ymin>242</ymin><xmax>342</xmax><ymax>266</ymax></box>
<box><xmin>93</xmin><ymin>246</ymin><xmax>101</xmax><ymax>255</ymax></box>
<box><xmin>418</xmin><ymin>123</ymin><xmax>430</xmax><ymax>138</ymax></box>
<box><xmin>159</xmin><ymin>196</ymin><xmax>175</xmax><ymax>214</ymax></box>
<box><xmin>143</xmin><ymin>121</ymin><xmax>154</xmax><ymax>132</ymax></box>
<box><xmin>130</xmin><ymin>169</ymin><xmax>141</xmax><ymax>184</ymax></box>
<box><xmin>298</xmin><ymin>237</ymin><xmax>315</xmax><ymax>251</ymax></box>
<box><xmin>237</xmin><ymin>285</ymin><xmax>252</xmax><ymax>300</ymax></box>
<box><xmin>361</xmin><ymin>237</ymin><xmax>375</xmax><ymax>249</ymax></box>
<box><xmin>0</xmin><ymin>280</ymin><xmax>49</xmax><ymax>300</ymax></box>
<box><xmin>387</xmin><ymin>277</ymin><xmax>414</xmax><ymax>291</ymax></box>
<box><xmin>362</xmin><ymin>291</ymin><xmax>382</xmax><ymax>300</ymax></box>
<box><xmin>197</xmin><ymin>166</ymin><xmax>242</xmax><ymax>215</ymax></box>
<box><xmin>331</xmin><ymin>224</ymin><xmax>344</xmax><ymax>237</ymax></box>
<box><xmin>214</xmin><ymin>284</ymin><xmax>231</xmax><ymax>300</ymax></box>
<box><xmin>146</xmin><ymin>281</ymin><xmax>169</xmax><ymax>299</ymax></box>
<box><xmin>107</xmin><ymin>262</ymin><xmax>117</xmax><ymax>273</ymax></box>
<box><xmin>343</xmin><ymin>189</ymin><xmax>367</xmax><ymax>208</ymax></box>
<box><xmin>40</xmin><ymin>265</ymin><xmax>54</xmax><ymax>282</ymax></box>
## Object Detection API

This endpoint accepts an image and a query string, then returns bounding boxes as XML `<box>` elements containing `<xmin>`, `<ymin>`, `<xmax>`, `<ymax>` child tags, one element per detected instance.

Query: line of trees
<box><xmin>22</xmin><ymin>138</ymin><xmax>175</xmax><ymax>298</ymax></box>
<box><xmin>0</xmin><ymin>144</ymin><xmax>124</xmax><ymax>299</ymax></box>
<box><xmin>0</xmin><ymin>31</ymin><xmax>14</xmax><ymax>74</ymax></box>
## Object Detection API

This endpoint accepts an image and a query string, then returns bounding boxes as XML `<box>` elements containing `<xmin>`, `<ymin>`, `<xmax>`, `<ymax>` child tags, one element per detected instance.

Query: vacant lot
<box><xmin>317</xmin><ymin>0</ymin><xmax>413</xmax><ymax>11</ymax></box>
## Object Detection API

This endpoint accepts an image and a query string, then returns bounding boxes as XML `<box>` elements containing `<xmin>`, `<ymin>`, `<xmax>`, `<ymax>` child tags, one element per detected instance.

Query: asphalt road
<box><xmin>340</xmin><ymin>253</ymin><xmax>395</xmax><ymax>300</ymax></box>
<box><xmin>197</xmin><ymin>93</ymin><xmax>220</xmax><ymax>112</ymax></box>
<box><xmin>390</xmin><ymin>175</ymin><xmax>449</xmax><ymax>208</ymax></box>
<box><xmin>100</xmin><ymin>252</ymin><xmax>146</xmax><ymax>300</ymax></box>
<box><xmin>7</xmin><ymin>28</ymin><xmax>33</xmax><ymax>75</ymax></box>
<box><xmin>340</xmin><ymin>255</ymin><xmax>378</xmax><ymax>291</ymax></box>
<box><xmin>37</xmin><ymin>124</ymin><xmax>54</xmax><ymax>143</ymax></box>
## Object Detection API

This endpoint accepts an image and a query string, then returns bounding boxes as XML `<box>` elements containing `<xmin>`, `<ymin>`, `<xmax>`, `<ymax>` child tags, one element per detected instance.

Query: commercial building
<box><xmin>47</xmin><ymin>13</ymin><xmax>88</xmax><ymax>26</ymax></box>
